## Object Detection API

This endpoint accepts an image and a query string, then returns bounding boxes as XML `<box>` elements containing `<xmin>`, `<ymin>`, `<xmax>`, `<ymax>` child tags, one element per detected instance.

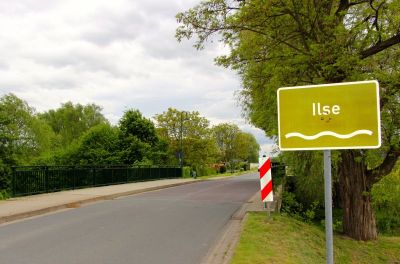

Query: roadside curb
<box><xmin>201</xmin><ymin>192</ymin><xmax>266</xmax><ymax>264</ymax></box>
<box><xmin>0</xmin><ymin>180</ymin><xmax>197</xmax><ymax>225</ymax></box>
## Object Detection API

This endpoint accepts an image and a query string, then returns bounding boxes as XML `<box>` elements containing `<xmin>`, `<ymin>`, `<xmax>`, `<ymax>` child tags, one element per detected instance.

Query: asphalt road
<box><xmin>0</xmin><ymin>173</ymin><xmax>259</xmax><ymax>264</ymax></box>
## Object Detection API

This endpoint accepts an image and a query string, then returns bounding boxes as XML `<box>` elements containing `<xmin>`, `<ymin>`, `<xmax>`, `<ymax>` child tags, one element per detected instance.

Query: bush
<box><xmin>281</xmin><ymin>191</ymin><xmax>324</xmax><ymax>223</ymax></box>
<box><xmin>271</xmin><ymin>162</ymin><xmax>285</xmax><ymax>187</ymax></box>
<box><xmin>0</xmin><ymin>163</ymin><xmax>11</xmax><ymax>196</ymax></box>
<box><xmin>182</xmin><ymin>166</ymin><xmax>191</xmax><ymax>178</ymax></box>
<box><xmin>238</xmin><ymin>162</ymin><xmax>249</xmax><ymax>171</ymax></box>
<box><xmin>281</xmin><ymin>191</ymin><xmax>303</xmax><ymax>219</ymax></box>
<box><xmin>0</xmin><ymin>189</ymin><xmax>10</xmax><ymax>200</ymax></box>
<box><xmin>374</xmin><ymin>211</ymin><xmax>400</xmax><ymax>235</ymax></box>
<box><xmin>195</xmin><ymin>166</ymin><xmax>216</xmax><ymax>177</ymax></box>
<box><xmin>372</xmin><ymin>161</ymin><xmax>400</xmax><ymax>234</ymax></box>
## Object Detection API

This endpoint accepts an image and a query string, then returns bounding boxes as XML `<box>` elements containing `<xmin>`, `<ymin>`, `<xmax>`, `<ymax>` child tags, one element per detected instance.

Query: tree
<box><xmin>0</xmin><ymin>94</ymin><xmax>55</xmax><ymax>190</ymax></box>
<box><xmin>39</xmin><ymin>102</ymin><xmax>108</xmax><ymax>147</ymax></box>
<box><xmin>154</xmin><ymin>108</ymin><xmax>218</xmax><ymax>167</ymax></box>
<box><xmin>176</xmin><ymin>0</ymin><xmax>400</xmax><ymax>240</ymax></box>
<box><xmin>212</xmin><ymin>123</ymin><xmax>259</xmax><ymax>163</ymax></box>
<box><xmin>61</xmin><ymin>124</ymin><xmax>121</xmax><ymax>165</ymax></box>
<box><xmin>212</xmin><ymin>123</ymin><xmax>240</xmax><ymax>162</ymax></box>
<box><xmin>234</xmin><ymin>131</ymin><xmax>260</xmax><ymax>162</ymax></box>
<box><xmin>118</xmin><ymin>109</ymin><xmax>160</xmax><ymax>165</ymax></box>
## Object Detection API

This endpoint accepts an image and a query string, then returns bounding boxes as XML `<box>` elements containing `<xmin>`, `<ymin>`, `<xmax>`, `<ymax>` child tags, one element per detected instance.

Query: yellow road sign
<box><xmin>277</xmin><ymin>80</ymin><xmax>381</xmax><ymax>150</ymax></box>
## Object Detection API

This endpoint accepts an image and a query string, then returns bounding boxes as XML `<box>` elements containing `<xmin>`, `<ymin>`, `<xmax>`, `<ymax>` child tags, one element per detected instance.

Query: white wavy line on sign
<box><xmin>285</xmin><ymin>130</ymin><xmax>373</xmax><ymax>140</ymax></box>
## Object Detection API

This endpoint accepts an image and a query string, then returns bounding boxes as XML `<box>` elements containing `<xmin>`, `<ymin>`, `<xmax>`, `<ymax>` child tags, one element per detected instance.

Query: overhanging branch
<box><xmin>360</xmin><ymin>33</ymin><xmax>400</xmax><ymax>59</ymax></box>
<box><xmin>368</xmin><ymin>147</ymin><xmax>400</xmax><ymax>185</ymax></box>
<box><xmin>336</xmin><ymin>0</ymin><xmax>370</xmax><ymax>16</ymax></box>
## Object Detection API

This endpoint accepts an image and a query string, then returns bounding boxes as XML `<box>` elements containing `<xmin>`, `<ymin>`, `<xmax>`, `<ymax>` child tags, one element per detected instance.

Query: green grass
<box><xmin>231</xmin><ymin>212</ymin><xmax>400</xmax><ymax>264</ymax></box>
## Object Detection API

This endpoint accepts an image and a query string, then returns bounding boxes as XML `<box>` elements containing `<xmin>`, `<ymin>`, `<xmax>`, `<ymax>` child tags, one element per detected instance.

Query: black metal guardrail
<box><xmin>11</xmin><ymin>165</ymin><xmax>182</xmax><ymax>197</ymax></box>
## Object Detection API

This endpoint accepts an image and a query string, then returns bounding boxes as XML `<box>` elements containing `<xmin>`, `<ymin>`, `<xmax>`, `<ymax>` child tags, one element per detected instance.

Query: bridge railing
<box><xmin>11</xmin><ymin>165</ymin><xmax>182</xmax><ymax>197</ymax></box>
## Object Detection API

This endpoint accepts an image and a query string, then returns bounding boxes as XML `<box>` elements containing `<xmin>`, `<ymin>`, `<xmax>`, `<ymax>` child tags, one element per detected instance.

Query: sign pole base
<box><xmin>324</xmin><ymin>150</ymin><xmax>334</xmax><ymax>264</ymax></box>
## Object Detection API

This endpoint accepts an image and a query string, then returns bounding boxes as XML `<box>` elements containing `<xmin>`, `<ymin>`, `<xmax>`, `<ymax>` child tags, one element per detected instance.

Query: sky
<box><xmin>0</xmin><ymin>0</ymin><xmax>277</xmax><ymax>156</ymax></box>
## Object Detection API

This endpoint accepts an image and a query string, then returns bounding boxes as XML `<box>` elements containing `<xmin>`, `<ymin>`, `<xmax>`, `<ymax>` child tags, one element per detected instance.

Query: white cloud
<box><xmin>0</xmin><ymin>0</ymin><xmax>272</xmax><ymax>147</ymax></box>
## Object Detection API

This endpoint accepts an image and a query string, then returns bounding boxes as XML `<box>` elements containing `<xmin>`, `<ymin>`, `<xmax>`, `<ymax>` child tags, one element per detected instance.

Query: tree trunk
<box><xmin>339</xmin><ymin>150</ymin><xmax>377</xmax><ymax>240</ymax></box>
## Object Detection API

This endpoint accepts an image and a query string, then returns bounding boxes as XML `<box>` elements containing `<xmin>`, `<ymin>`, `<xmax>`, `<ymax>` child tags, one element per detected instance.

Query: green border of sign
<box><xmin>277</xmin><ymin>80</ymin><xmax>381</xmax><ymax>151</ymax></box>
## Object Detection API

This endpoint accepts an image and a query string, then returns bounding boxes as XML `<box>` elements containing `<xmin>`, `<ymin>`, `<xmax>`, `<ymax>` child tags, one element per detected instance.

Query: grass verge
<box><xmin>231</xmin><ymin>212</ymin><xmax>400</xmax><ymax>264</ymax></box>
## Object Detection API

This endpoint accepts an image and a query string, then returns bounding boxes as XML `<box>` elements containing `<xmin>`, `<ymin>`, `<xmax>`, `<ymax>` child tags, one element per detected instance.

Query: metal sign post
<box><xmin>324</xmin><ymin>150</ymin><xmax>333</xmax><ymax>264</ymax></box>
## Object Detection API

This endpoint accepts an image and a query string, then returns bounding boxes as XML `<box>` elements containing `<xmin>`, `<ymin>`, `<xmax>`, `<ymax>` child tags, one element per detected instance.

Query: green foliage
<box><xmin>0</xmin><ymin>189</ymin><xmax>10</xmax><ymax>200</ymax></box>
<box><xmin>146</xmin><ymin>138</ymin><xmax>170</xmax><ymax>165</ymax></box>
<box><xmin>281</xmin><ymin>152</ymin><xmax>327</xmax><ymax>206</ymax></box>
<box><xmin>177</xmin><ymin>0</ymin><xmax>400</xmax><ymax>239</ymax></box>
<box><xmin>66</xmin><ymin>124</ymin><xmax>121</xmax><ymax>165</ymax></box>
<box><xmin>238</xmin><ymin>161</ymin><xmax>249</xmax><ymax>171</ymax></box>
<box><xmin>119</xmin><ymin>109</ymin><xmax>158</xmax><ymax>146</ymax></box>
<box><xmin>38</xmin><ymin>110</ymin><xmax>168</xmax><ymax>166</ymax></box>
<box><xmin>372</xmin><ymin>161</ymin><xmax>400</xmax><ymax>234</ymax></box>
<box><xmin>0</xmin><ymin>161</ymin><xmax>11</xmax><ymax>194</ymax></box>
<box><xmin>117</xmin><ymin>136</ymin><xmax>152</xmax><ymax>165</ymax></box>
<box><xmin>212</xmin><ymin>123</ymin><xmax>240</xmax><ymax>162</ymax></box>
<box><xmin>154</xmin><ymin>108</ymin><xmax>218</xmax><ymax>167</ymax></box>
<box><xmin>39</xmin><ymin>102</ymin><xmax>108</xmax><ymax>148</ymax></box>
<box><xmin>0</xmin><ymin>94</ymin><xmax>56</xmax><ymax>163</ymax></box>
<box><xmin>0</xmin><ymin>94</ymin><xmax>56</xmax><ymax>190</ymax></box>
<box><xmin>182</xmin><ymin>166</ymin><xmax>191</xmax><ymax>178</ymax></box>
<box><xmin>212</xmin><ymin>123</ymin><xmax>259</xmax><ymax>163</ymax></box>
<box><xmin>281</xmin><ymin>191</ymin><xmax>303</xmax><ymax>219</ymax></box>
<box><xmin>75</xmin><ymin>124</ymin><xmax>121</xmax><ymax>164</ymax></box>
<box><xmin>32</xmin><ymin>108</ymin><xmax>169</xmax><ymax>167</ymax></box>
<box><xmin>118</xmin><ymin>109</ymin><xmax>161</xmax><ymax>165</ymax></box>
<box><xmin>194</xmin><ymin>165</ymin><xmax>216</xmax><ymax>177</ymax></box>
<box><xmin>132</xmin><ymin>158</ymin><xmax>154</xmax><ymax>166</ymax></box>
<box><xmin>270</xmin><ymin>162</ymin><xmax>285</xmax><ymax>187</ymax></box>
<box><xmin>281</xmin><ymin>191</ymin><xmax>324</xmax><ymax>224</ymax></box>
<box><xmin>155</xmin><ymin>109</ymin><xmax>260</xmax><ymax>169</ymax></box>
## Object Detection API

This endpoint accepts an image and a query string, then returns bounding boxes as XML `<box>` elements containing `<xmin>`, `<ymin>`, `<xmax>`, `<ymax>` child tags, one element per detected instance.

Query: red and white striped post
<box><xmin>259</xmin><ymin>156</ymin><xmax>273</xmax><ymax>205</ymax></box>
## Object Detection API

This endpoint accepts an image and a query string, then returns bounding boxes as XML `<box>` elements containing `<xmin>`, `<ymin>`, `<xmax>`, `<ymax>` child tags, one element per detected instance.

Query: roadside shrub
<box><xmin>0</xmin><ymin>189</ymin><xmax>10</xmax><ymax>200</ymax></box>
<box><xmin>271</xmin><ymin>163</ymin><xmax>285</xmax><ymax>187</ymax></box>
<box><xmin>281</xmin><ymin>191</ymin><xmax>303</xmax><ymax>220</ymax></box>
<box><xmin>219</xmin><ymin>165</ymin><xmax>227</xmax><ymax>173</ymax></box>
<box><xmin>238</xmin><ymin>162</ymin><xmax>249</xmax><ymax>171</ymax></box>
<box><xmin>372</xmin><ymin>161</ymin><xmax>400</xmax><ymax>234</ymax></box>
<box><xmin>182</xmin><ymin>166</ymin><xmax>191</xmax><ymax>178</ymax></box>
<box><xmin>0</xmin><ymin>163</ymin><xmax>11</xmax><ymax>198</ymax></box>
<box><xmin>304</xmin><ymin>201</ymin><xmax>320</xmax><ymax>223</ymax></box>
<box><xmin>281</xmin><ymin>191</ymin><xmax>324</xmax><ymax>224</ymax></box>
<box><xmin>195</xmin><ymin>166</ymin><xmax>216</xmax><ymax>177</ymax></box>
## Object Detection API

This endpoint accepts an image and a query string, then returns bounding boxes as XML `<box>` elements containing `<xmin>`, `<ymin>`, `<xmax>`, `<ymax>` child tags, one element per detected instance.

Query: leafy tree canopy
<box><xmin>212</xmin><ymin>123</ymin><xmax>260</xmax><ymax>162</ymax></box>
<box><xmin>154</xmin><ymin>108</ymin><xmax>218</xmax><ymax>167</ymax></box>
<box><xmin>0</xmin><ymin>94</ymin><xmax>55</xmax><ymax>189</ymax></box>
<box><xmin>118</xmin><ymin>109</ymin><xmax>160</xmax><ymax>165</ymax></box>
<box><xmin>59</xmin><ymin>124</ymin><xmax>121</xmax><ymax>165</ymax></box>
<box><xmin>39</xmin><ymin>102</ymin><xmax>108</xmax><ymax>147</ymax></box>
<box><xmin>176</xmin><ymin>0</ymin><xmax>400</xmax><ymax>240</ymax></box>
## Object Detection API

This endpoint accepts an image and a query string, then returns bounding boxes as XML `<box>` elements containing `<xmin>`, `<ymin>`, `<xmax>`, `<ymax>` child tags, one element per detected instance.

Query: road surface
<box><xmin>0</xmin><ymin>173</ymin><xmax>259</xmax><ymax>264</ymax></box>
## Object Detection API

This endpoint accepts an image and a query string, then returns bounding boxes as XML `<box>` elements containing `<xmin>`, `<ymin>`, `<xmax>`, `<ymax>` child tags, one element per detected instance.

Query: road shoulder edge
<box><xmin>200</xmin><ymin>192</ymin><xmax>267</xmax><ymax>264</ymax></box>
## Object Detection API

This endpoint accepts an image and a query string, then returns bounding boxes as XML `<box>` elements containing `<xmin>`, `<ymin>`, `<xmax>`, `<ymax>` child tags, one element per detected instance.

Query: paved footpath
<box><xmin>0</xmin><ymin>178</ymin><xmax>197</xmax><ymax>224</ymax></box>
